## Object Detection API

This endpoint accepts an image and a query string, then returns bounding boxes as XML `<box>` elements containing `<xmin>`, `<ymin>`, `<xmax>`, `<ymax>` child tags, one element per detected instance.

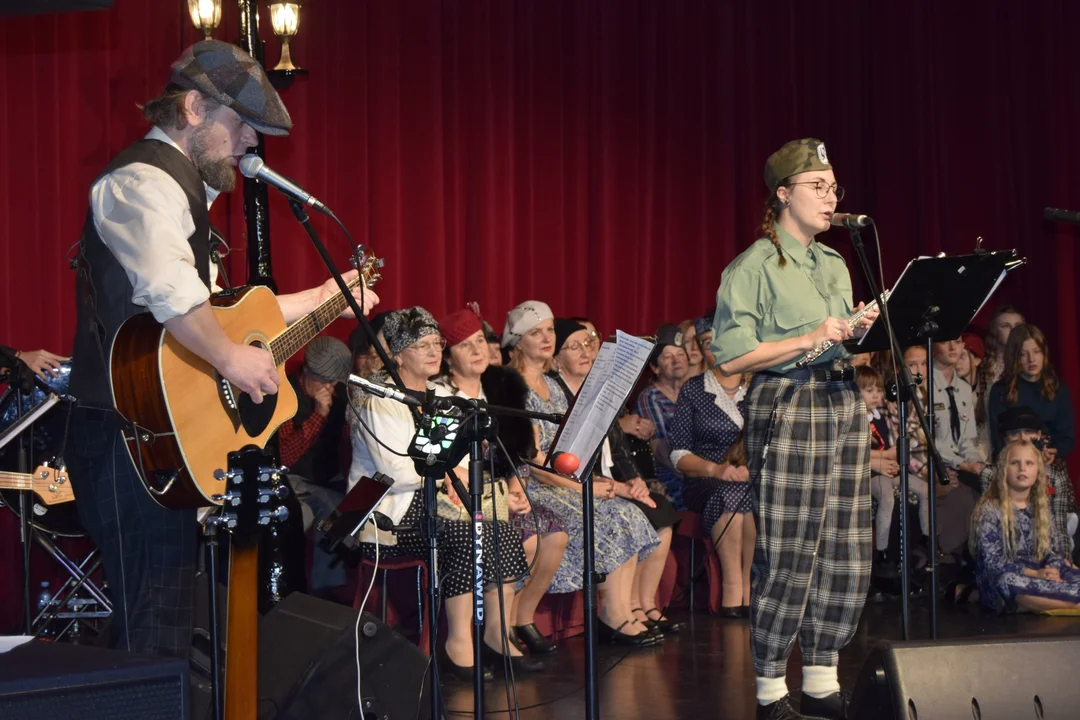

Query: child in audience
<box><xmin>980</xmin><ymin>406</ymin><xmax>1078</xmax><ymax>557</ymax></box>
<box><xmin>972</xmin><ymin>439</ymin><xmax>1080</xmax><ymax>612</ymax></box>
<box><xmin>859</xmin><ymin>367</ymin><xmax>930</xmax><ymax>567</ymax></box>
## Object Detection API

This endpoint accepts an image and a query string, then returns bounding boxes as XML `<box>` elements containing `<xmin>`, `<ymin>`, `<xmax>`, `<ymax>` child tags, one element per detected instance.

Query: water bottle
<box><xmin>36</xmin><ymin>581</ymin><xmax>55</xmax><ymax>638</ymax></box>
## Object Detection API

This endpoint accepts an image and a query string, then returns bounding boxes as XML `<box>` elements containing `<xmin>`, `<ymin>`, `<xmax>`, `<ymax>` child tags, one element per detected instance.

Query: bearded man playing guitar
<box><xmin>67</xmin><ymin>41</ymin><xmax>378</xmax><ymax>660</ymax></box>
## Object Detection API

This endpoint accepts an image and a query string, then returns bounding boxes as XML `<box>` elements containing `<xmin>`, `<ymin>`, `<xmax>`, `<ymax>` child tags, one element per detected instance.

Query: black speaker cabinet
<box><xmin>850</xmin><ymin>636</ymin><xmax>1080</xmax><ymax>720</ymax></box>
<box><xmin>257</xmin><ymin>592</ymin><xmax>432</xmax><ymax>720</ymax></box>
<box><xmin>0</xmin><ymin>640</ymin><xmax>188</xmax><ymax>720</ymax></box>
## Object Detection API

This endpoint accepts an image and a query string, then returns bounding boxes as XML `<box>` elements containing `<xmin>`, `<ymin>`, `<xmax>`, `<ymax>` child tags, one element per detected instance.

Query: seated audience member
<box><xmin>678</xmin><ymin>318</ymin><xmax>708</xmax><ymax>378</ymax></box>
<box><xmin>552</xmin><ymin>318</ymin><xmax>681</xmax><ymax>634</ymax></box>
<box><xmin>987</xmin><ymin>324</ymin><xmax>1074</xmax><ymax>463</ymax></box>
<box><xmin>279</xmin><ymin>336</ymin><xmax>352</xmax><ymax>595</ymax></box>
<box><xmin>972</xmin><ymin>439</ymin><xmax>1080</xmax><ymax>613</ymax></box>
<box><xmin>503</xmin><ymin>301</ymin><xmax>662</xmax><ymax>647</ymax></box>
<box><xmin>980</xmin><ymin>406</ymin><xmax>1078</xmax><ymax>556</ymax></box>
<box><xmin>668</xmin><ymin>336</ymin><xmax>754</xmax><ymax>617</ymax></box>
<box><xmin>435</xmin><ymin>305</ymin><xmax>568</xmax><ymax>655</ymax></box>
<box><xmin>482</xmin><ymin>319</ymin><xmax>503</xmax><ymax>367</ymax></box>
<box><xmin>694</xmin><ymin>315</ymin><xmax>716</xmax><ymax>370</ymax></box>
<box><xmin>975</xmin><ymin>306</ymin><xmax>1025</xmax><ymax>437</ymax></box>
<box><xmin>932</xmin><ymin>337</ymin><xmax>987</xmax><ymax>487</ymax></box>
<box><xmin>349</xmin><ymin>307</ymin><xmax>539</xmax><ymax>677</ymax></box>
<box><xmin>348</xmin><ymin>325</ymin><xmax>384</xmax><ymax>379</ymax></box>
<box><xmin>634</xmin><ymin>325</ymin><xmax>690</xmax><ymax>507</ymax></box>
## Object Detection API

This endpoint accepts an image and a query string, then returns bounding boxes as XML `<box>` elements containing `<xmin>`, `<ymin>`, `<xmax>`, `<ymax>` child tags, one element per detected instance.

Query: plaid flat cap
<box><xmin>170</xmin><ymin>40</ymin><xmax>292</xmax><ymax>136</ymax></box>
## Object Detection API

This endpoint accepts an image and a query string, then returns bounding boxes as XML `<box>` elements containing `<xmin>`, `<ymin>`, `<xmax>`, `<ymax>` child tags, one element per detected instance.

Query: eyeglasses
<box><xmin>407</xmin><ymin>337</ymin><xmax>447</xmax><ymax>354</ymax></box>
<box><xmin>562</xmin><ymin>339</ymin><xmax>597</xmax><ymax>354</ymax></box>
<box><xmin>788</xmin><ymin>180</ymin><xmax>845</xmax><ymax>201</ymax></box>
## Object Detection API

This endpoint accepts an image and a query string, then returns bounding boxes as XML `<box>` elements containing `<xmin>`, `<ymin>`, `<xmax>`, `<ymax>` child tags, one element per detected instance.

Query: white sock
<box><xmin>756</xmin><ymin>675</ymin><xmax>789</xmax><ymax>705</ymax></box>
<box><xmin>802</xmin><ymin>665</ymin><xmax>840</xmax><ymax>699</ymax></box>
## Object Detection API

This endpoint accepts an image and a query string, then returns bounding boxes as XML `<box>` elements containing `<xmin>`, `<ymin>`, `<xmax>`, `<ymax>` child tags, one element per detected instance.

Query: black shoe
<box><xmin>597</xmin><ymin>619</ymin><xmax>658</xmax><ymax>647</ymax></box>
<box><xmin>644</xmin><ymin>607</ymin><xmax>684</xmax><ymax>634</ymax></box>
<box><xmin>440</xmin><ymin>650</ymin><xmax>494</xmax><ymax>682</ymax></box>
<box><xmin>717</xmin><ymin>605</ymin><xmax>743</xmax><ymax>618</ymax></box>
<box><xmin>756</xmin><ymin>695</ymin><xmax>827</xmax><ymax>720</ymax></box>
<box><xmin>740</xmin><ymin>605</ymin><xmax>751</xmax><ymax>618</ymax></box>
<box><xmin>800</xmin><ymin>691</ymin><xmax>850</xmax><ymax>720</ymax></box>
<box><xmin>481</xmin><ymin>640</ymin><xmax>545</xmax><ymax>673</ymax></box>
<box><xmin>512</xmin><ymin>623</ymin><xmax>557</xmax><ymax>655</ymax></box>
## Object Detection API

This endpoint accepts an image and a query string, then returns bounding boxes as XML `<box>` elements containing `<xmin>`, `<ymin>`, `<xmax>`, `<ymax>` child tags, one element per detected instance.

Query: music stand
<box><xmin>844</xmin><ymin>249</ymin><xmax>1022</xmax><ymax>640</ymax></box>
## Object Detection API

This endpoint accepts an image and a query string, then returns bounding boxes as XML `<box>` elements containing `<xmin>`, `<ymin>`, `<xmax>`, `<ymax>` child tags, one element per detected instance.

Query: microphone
<box><xmin>347</xmin><ymin>374</ymin><xmax>423</xmax><ymax>408</ymax></box>
<box><xmin>830</xmin><ymin>213</ymin><xmax>873</xmax><ymax>229</ymax></box>
<box><xmin>238</xmin><ymin>154</ymin><xmax>331</xmax><ymax>215</ymax></box>
<box><xmin>1044</xmin><ymin>207</ymin><xmax>1080</xmax><ymax>224</ymax></box>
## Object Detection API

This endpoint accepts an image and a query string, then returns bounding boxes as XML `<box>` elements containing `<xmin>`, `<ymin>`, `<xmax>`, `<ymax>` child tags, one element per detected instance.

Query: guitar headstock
<box><xmin>209</xmin><ymin>445</ymin><xmax>289</xmax><ymax>545</ymax></box>
<box><xmin>30</xmin><ymin>464</ymin><xmax>73</xmax><ymax>506</ymax></box>
<box><xmin>350</xmin><ymin>245</ymin><xmax>385</xmax><ymax>288</ymax></box>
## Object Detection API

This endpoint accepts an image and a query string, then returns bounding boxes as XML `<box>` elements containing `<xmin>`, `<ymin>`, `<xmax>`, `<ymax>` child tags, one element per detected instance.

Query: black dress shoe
<box><xmin>801</xmin><ymin>690</ymin><xmax>849</xmax><ymax>720</ymax></box>
<box><xmin>440</xmin><ymin>651</ymin><xmax>494</xmax><ymax>682</ymax></box>
<box><xmin>597</xmin><ymin>619</ymin><xmax>658</xmax><ymax>647</ymax></box>
<box><xmin>644</xmin><ymin>608</ymin><xmax>684</xmax><ymax>634</ymax></box>
<box><xmin>481</xmin><ymin>641</ymin><xmax>545</xmax><ymax>673</ymax></box>
<box><xmin>756</xmin><ymin>695</ymin><xmax>827</xmax><ymax>720</ymax></box>
<box><xmin>512</xmin><ymin>623</ymin><xmax>557</xmax><ymax>655</ymax></box>
<box><xmin>717</xmin><ymin>605</ymin><xmax>743</xmax><ymax>618</ymax></box>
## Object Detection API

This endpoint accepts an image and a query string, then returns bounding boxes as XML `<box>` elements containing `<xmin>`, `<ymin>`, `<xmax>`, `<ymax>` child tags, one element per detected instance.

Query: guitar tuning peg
<box><xmin>213</xmin><ymin>469</ymin><xmax>228</xmax><ymax>481</ymax></box>
<box><xmin>258</xmin><ymin>506</ymin><xmax>289</xmax><ymax>525</ymax></box>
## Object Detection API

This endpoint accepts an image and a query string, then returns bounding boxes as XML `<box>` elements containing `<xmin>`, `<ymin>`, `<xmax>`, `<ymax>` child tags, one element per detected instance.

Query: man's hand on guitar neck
<box><xmin>277</xmin><ymin>269</ymin><xmax>381</xmax><ymax>324</ymax></box>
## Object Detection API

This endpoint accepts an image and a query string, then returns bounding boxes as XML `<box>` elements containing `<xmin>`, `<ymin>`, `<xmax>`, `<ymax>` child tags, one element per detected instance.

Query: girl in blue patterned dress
<box><xmin>502</xmin><ymin>301</ymin><xmax>662</xmax><ymax>647</ymax></box>
<box><xmin>972</xmin><ymin>439</ymin><xmax>1080</xmax><ymax>612</ymax></box>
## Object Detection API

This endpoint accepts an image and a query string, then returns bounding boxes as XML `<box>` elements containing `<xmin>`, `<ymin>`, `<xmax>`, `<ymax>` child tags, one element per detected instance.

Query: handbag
<box><xmin>436</xmin><ymin>476</ymin><xmax>511</xmax><ymax>523</ymax></box>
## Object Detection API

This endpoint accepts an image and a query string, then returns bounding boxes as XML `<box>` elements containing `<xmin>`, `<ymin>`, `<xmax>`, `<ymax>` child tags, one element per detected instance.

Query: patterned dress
<box><xmin>974</xmin><ymin>502</ymin><xmax>1080</xmax><ymax>612</ymax></box>
<box><xmin>524</xmin><ymin>374</ymin><xmax>660</xmax><ymax>594</ymax></box>
<box><xmin>669</xmin><ymin>372</ymin><xmax>750</xmax><ymax>533</ymax></box>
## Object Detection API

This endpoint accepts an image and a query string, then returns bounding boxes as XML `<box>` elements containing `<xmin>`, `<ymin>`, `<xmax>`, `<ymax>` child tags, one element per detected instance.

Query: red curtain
<box><xmin>1</xmin><ymin>0</ymin><xmax>1080</xmax><ymax>627</ymax></box>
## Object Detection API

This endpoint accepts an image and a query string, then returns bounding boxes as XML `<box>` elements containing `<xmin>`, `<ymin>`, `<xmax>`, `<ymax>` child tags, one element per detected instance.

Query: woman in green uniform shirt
<box><xmin>711</xmin><ymin>139</ymin><xmax>879</xmax><ymax>720</ymax></box>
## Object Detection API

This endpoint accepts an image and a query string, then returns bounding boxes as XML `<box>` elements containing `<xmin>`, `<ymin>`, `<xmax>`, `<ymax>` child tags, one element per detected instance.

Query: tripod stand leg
<box><xmin>423</xmin><ymin>475</ymin><xmax>441</xmax><ymax>720</ymax></box>
<box><xmin>206</xmin><ymin>523</ymin><xmax>223</xmax><ymax>720</ymax></box>
<box><xmin>582</xmin><ymin>475</ymin><xmax>598</xmax><ymax>720</ymax></box>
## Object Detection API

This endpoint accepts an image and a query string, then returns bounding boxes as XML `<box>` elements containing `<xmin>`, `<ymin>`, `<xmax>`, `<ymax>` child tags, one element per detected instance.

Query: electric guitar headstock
<box><xmin>29</xmin><ymin>464</ymin><xmax>73</xmax><ymax>505</ymax></box>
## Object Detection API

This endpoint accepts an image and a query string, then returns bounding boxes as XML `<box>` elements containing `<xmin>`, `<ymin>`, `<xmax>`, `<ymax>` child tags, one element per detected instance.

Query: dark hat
<box><xmin>553</xmin><ymin>319</ymin><xmax>588</xmax><ymax>356</ymax></box>
<box><xmin>693</xmin><ymin>316</ymin><xmax>713</xmax><ymax>337</ymax></box>
<box><xmin>764</xmin><ymin>138</ymin><xmax>831</xmax><ymax>191</ymax></box>
<box><xmin>304</xmin><ymin>336</ymin><xmax>352</xmax><ymax>384</ymax></box>
<box><xmin>962</xmin><ymin>332</ymin><xmax>985</xmax><ymax>360</ymax></box>
<box><xmin>998</xmin><ymin>406</ymin><xmax>1046</xmax><ymax>436</ymax></box>
<box><xmin>440</xmin><ymin>305</ymin><xmax>484</xmax><ymax>348</ymax></box>
<box><xmin>383</xmin><ymin>307</ymin><xmax>440</xmax><ymax>355</ymax></box>
<box><xmin>169</xmin><ymin>40</ymin><xmax>292</xmax><ymax>136</ymax></box>
<box><xmin>649</xmin><ymin>324</ymin><xmax>685</xmax><ymax>366</ymax></box>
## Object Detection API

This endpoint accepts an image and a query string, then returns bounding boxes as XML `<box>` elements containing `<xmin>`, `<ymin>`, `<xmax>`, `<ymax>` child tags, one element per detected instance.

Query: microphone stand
<box><xmin>2</xmin><ymin>354</ymin><xmax>39</xmax><ymax>635</ymax></box>
<box><xmin>845</xmin><ymin>226</ymin><xmax>951</xmax><ymax>641</ymax></box>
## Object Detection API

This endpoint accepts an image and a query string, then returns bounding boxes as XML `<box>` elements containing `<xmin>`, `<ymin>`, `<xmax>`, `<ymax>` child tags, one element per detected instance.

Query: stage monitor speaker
<box><xmin>849</xmin><ymin>636</ymin><xmax>1080</xmax><ymax>720</ymax></box>
<box><xmin>0</xmin><ymin>639</ymin><xmax>188</xmax><ymax>720</ymax></box>
<box><xmin>257</xmin><ymin>592</ymin><xmax>432</xmax><ymax>720</ymax></box>
<box><xmin>0</xmin><ymin>0</ymin><xmax>112</xmax><ymax>15</ymax></box>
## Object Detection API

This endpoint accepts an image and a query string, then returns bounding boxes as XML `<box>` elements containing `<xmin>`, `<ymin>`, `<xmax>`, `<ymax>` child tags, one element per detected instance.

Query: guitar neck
<box><xmin>268</xmin><ymin>275</ymin><xmax>363</xmax><ymax>366</ymax></box>
<box><xmin>0</xmin><ymin>471</ymin><xmax>33</xmax><ymax>491</ymax></box>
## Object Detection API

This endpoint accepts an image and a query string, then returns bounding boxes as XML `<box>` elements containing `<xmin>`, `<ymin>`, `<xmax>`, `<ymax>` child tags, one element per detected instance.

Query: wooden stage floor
<box><xmin>439</xmin><ymin>598</ymin><xmax>1080</xmax><ymax>719</ymax></box>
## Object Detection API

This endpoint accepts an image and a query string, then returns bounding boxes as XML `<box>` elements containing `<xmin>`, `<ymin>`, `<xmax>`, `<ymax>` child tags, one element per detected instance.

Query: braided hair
<box><xmin>762</xmin><ymin>179</ymin><xmax>792</xmax><ymax>267</ymax></box>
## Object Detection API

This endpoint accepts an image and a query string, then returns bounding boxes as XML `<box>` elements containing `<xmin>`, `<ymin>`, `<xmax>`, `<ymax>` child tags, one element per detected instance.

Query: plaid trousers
<box><xmin>744</xmin><ymin>374</ymin><xmax>872</xmax><ymax>678</ymax></box>
<box><xmin>66</xmin><ymin>407</ymin><xmax>198</xmax><ymax>659</ymax></box>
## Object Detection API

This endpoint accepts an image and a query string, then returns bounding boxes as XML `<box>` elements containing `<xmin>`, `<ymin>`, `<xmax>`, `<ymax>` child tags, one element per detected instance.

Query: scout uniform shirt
<box><xmin>711</xmin><ymin>224</ymin><xmax>854</xmax><ymax>373</ymax></box>
<box><xmin>932</xmin><ymin>367</ymin><xmax>985</xmax><ymax>468</ymax></box>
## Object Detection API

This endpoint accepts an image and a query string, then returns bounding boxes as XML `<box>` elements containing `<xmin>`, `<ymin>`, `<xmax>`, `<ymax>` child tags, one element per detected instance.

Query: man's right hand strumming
<box><xmin>806</xmin><ymin>316</ymin><xmax>853</xmax><ymax>351</ymax></box>
<box><xmin>219</xmin><ymin>343</ymin><xmax>280</xmax><ymax>404</ymax></box>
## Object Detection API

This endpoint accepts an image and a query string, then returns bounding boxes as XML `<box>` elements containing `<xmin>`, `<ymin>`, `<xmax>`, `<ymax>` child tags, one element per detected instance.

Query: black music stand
<box><xmin>844</xmin><ymin>249</ymin><xmax>1022</xmax><ymax>640</ymax></box>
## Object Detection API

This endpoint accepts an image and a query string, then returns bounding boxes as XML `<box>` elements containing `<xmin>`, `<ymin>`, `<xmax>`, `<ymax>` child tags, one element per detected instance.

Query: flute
<box><xmin>795</xmin><ymin>289</ymin><xmax>891</xmax><ymax>369</ymax></box>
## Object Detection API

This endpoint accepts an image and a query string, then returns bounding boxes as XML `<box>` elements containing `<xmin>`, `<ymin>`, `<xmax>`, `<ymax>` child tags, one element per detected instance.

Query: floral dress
<box><xmin>973</xmin><ymin>501</ymin><xmax>1080</xmax><ymax>612</ymax></box>
<box><xmin>523</xmin><ymin>374</ymin><xmax>660</xmax><ymax>594</ymax></box>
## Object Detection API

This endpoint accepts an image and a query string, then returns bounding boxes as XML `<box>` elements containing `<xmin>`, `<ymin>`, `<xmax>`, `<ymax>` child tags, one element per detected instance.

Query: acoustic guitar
<box><xmin>0</xmin><ymin>464</ymin><xmax>73</xmax><ymax>505</ymax></box>
<box><xmin>110</xmin><ymin>248</ymin><xmax>383</xmax><ymax>509</ymax></box>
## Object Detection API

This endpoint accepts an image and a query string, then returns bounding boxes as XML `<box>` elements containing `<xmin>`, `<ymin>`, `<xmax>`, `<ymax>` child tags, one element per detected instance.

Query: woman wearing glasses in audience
<box><xmin>553</xmin><ymin>318</ymin><xmax>681</xmax><ymax>634</ymax></box>
<box><xmin>712</xmin><ymin>139</ymin><xmax>879</xmax><ymax>720</ymax></box>
<box><xmin>348</xmin><ymin>307</ymin><xmax>541</xmax><ymax>678</ymax></box>
<box><xmin>502</xmin><ymin>301</ymin><xmax>663</xmax><ymax>647</ymax></box>
<box><xmin>435</xmin><ymin>305</ymin><xmax>569</xmax><ymax>656</ymax></box>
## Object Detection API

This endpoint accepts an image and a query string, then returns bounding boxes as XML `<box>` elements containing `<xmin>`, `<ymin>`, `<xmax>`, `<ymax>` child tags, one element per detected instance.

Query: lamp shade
<box><xmin>269</xmin><ymin>2</ymin><xmax>301</xmax><ymax>38</ymax></box>
<box><xmin>187</xmin><ymin>0</ymin><xmax>222</xmax><ymax>37</ymax></box>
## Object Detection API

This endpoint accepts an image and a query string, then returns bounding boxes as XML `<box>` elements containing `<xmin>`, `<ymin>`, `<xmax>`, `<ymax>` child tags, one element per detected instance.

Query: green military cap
<box><xmin>764</xmin><ymin>138</ymin><xmax>831</xmax><ymax>191</ymax></box>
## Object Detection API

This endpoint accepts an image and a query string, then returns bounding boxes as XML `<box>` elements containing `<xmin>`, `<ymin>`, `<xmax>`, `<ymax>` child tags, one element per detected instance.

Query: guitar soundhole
<box><xmin>216</xmin><ymin>340</ymin><xmax>280</xmax><ymax>438</ymax></box>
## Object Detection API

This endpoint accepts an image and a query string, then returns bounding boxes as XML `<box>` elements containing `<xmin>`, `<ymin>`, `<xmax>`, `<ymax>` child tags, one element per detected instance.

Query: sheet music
<box><xmin>551</xmin><ymin>331</ymin><xmax>655</xmax><ymax>480</ymax></box>
<box><xmin>974</xmin><ymin>270</ymin><xmax>1008</xmax><ymax>317</ymax></box>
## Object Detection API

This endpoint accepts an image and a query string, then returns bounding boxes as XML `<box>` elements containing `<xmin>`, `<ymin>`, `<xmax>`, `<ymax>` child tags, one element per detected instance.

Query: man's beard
<box><xmin>189</xmin><ymin>124</ymin><xmax>237</xmax><ymax>192</ymax></box>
